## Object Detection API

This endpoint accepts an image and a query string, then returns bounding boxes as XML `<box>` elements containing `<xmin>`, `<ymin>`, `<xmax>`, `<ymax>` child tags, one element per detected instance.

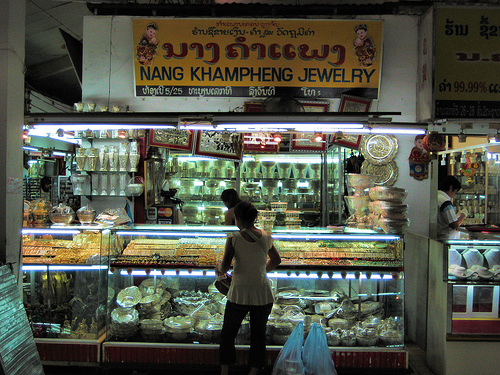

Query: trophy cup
<box><xmin>109</xmin><ymin>173</ymin><xmax>118</xmax><ymax>195</ymax></box>
<box><xmin>108</xmin><ymin>145</ymin><xmax>118</xmax><ymax>172</ymax></box>
<box><xmin>293</xmin><ymin>163</ymin><xmax>308</xmax><ymax>179</ymax></box>
<box><xmin>91</xmin><ymin>173</ymin><xmax>99</xmax><ymax>195</ymax></box>
<box><xmin>87</xmin><ymin>148</ymin><xmax>99</xmax><ymax>172</ymax></box>
<box><xmin>119</xmin><ymin>173</ymin><xmax>128</xmax><ymax>196</ymax></box>
<box><xmin>119</xmin><ymin>142</ymin><xmax>129</xmax><ymax>172</ymax></box>
<box><xmin>76</xmin><ymin>148</ymin><xmax>87</xmax><ymax>171</ymax></box>
<box><xmin>71</xmin><ymin>175</ymin><xmax>87</xmax><ymax>196</ymax></box>
<box><xmin>99</xmin><ymin>145</ymin><xmax>109</xmax><ymax>171</ymax></box>
<box><xmin>100</xmin><ymin>174</ymin><xmax>108</xmax><ymax>195</ymax></box>
<box><xmin>310</xmin><ymin>163</ymin><xmax>321</xmax><ymax>179</ymax></box>
<box><xmin>129</xmin><ymin>153</ymin><xmax>140</xmax><ymax>172</ymax></box>
<box><xmin>261</xmin><ymin>161</ymin><xmax>276</xmax><ymax>179</ymax></box>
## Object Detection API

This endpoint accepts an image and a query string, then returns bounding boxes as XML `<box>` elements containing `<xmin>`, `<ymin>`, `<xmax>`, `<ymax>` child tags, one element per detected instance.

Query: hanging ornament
<box><xmin>408</xmin><ymin>134</ymin><xmax>430</xmax><ymax>180</ymax></box>
<box><xmin>422</xmin><ymin>132</ymin><xmax>446</xmax><ymax>154</ymax></box>
<box><xmin>460</xmin><ymin>152</ymin><xmax>480</xmax><ymax>184</ymax></box>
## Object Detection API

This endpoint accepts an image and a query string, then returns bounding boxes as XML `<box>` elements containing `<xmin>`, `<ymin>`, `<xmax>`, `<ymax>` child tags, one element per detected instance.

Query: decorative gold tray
<box><xmin>361</xmin><ymin>161</ymin><xmax>398</xmax><ymax>186</ymax></box>
<box><xmin>360</xmin><ymin>135</ymin><xmax>398</xmax><ymax>165</ymax></box>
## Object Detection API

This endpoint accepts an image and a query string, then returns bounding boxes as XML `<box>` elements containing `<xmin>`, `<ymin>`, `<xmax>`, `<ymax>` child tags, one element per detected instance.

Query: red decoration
<box><xmin>422</xmin><ymin>133</ymin><xmax>445</xmax><ymax>153</ymax></box>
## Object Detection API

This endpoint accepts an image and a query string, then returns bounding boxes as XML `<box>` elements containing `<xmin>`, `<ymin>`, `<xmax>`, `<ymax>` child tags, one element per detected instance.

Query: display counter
<box><xmin>21</xmin><ymin>225</ymin><xmax>117</xmax><ymax>366</ymax></box>
<box><xmin>427</xmin><ymin>234</ymin><xmax>500</xmax><ymax>375</ymax></box>
<box><xmin>103</xmin><ymin>225</ymin><xmax>407</xmax><ymax>372</ymax></box>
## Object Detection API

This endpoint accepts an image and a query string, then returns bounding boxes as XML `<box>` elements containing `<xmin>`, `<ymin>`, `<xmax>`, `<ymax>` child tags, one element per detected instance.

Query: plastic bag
<box><xmin>302</xmin><ymin>323</ymin><xmax>338</xmax><ymax>375</ymax></box>
<box><xmin>272</xmin><ymin>321</ymin><xmax>305</xmax><ymax>375</ymax></box>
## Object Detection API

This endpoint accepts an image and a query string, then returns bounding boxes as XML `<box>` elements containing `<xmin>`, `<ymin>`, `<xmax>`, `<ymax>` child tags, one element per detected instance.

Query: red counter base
<box><xmin>35</xmin><ymin>338</ymin><xmax>101</xmax><ymax>366</ymax></box>
<box><xmin>103</xmin><ymin>342</ymin><xmax>408</xmax><ymax>371</ymax></box>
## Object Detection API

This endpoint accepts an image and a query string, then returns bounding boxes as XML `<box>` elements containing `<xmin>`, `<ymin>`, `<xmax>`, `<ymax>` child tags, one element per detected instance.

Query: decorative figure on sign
<box><xmin>136</xmin><ymin>23</ymin><xmax>159</xmax><ymax>66</ymax></box>
<box><xmin>408</xmin><ymin>134</ymin><xmax>430</xmax><ymax>180</ymax></box>
<box><xmin>353</xmin><ymin>24</ymin><xmax>376</xmax><ymax>67</ymax></box>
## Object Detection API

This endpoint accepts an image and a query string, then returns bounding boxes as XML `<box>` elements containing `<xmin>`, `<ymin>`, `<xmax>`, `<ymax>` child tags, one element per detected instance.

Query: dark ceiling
<box><xmin>24</xmin><ymin>0</ymin><xmax>498</xmax><ymax>109</ymax></box>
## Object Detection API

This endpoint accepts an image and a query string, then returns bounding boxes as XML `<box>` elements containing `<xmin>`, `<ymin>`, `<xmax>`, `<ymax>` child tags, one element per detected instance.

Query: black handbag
<box><xmin>215</xmin><ymin>273</ymin><xmax>232</xmax><ymax>295</ymax></box>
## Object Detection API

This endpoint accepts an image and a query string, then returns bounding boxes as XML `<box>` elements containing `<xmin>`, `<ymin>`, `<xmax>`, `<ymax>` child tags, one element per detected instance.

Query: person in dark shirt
<box><xmin>221</xmin><ymin>189</ymin><xmax>242</xmax><ymax>225</ymax></box>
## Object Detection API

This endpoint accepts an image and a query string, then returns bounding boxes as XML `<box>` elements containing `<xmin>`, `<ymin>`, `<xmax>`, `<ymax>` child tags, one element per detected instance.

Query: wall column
<box><xmin>0</xmin><ymin>0</ymin><xmax>26</xmax><ymax>281</ymax></box>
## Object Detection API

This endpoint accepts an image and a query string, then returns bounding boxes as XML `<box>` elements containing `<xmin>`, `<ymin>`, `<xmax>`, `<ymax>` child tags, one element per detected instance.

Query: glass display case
<box><xmin>444</xmin><ymin>238</ymin><xmax>500</xmax><ymax>337</ymax></box>
<box><xmin>71</xmin><ymin>135</ymin><xmax>142</xmax><ymax>197</ymax></box>
<box><xmin>103</xmin><ymin>225</ymin><xmax>407</xmax><ymax>372</ymax></box>
<box><xmin>426</xmin><ymin>235</ymin><xmax>500</xmax><ymax>375</ymax></box>
<box><xmin>21</xmin><ymin>225</ymin><xmax>118</xmax><ymax>365</ymax></box>
<box><xmin>169</xmin><ymin>152</ymin><xmax>338</xmax><ymax>228</ymax></box>
<box><xmin>439</xmin><ymin>143</ymin><xmax>500</xmax><ymax>227</ymax></box>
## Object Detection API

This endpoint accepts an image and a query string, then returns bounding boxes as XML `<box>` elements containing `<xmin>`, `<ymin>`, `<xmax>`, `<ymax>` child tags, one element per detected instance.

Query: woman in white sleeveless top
<box><xmin>217</xmin><ymin>201</ymin><xmax>281</xmax><ymax>375</ymax></box>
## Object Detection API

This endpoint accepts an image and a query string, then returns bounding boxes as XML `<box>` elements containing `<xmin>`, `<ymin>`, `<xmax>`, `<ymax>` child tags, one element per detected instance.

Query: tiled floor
<box><xmin>43</xmin><ymin>341</ymin><xmax>436</xmax><ymax>375</ymax></box>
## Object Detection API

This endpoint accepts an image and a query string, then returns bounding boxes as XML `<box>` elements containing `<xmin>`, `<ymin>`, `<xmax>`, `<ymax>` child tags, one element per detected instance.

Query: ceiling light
<box><xmin>367</xmin><ymin>128</ymin><xmax>426</xmax><ymax>135</ymax></box>
<box><xmin>118</xmin><ymin>129</ymin><xmax>128</xmax><ymax>139</ymax></box>
<box><xmin>273</xmin><ymin>133</ymin><xmax>282</xmax><ymax>143</ymax></box>
<box><xmin>314</xmin><ymin>132</ymin><xmax>323</xmax><ymax>142</ymax></box>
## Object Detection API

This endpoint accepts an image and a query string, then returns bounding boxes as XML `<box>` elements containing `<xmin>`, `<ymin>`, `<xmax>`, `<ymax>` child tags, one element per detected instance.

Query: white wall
<box><xmin>82</xmin><ymin>15</ymin><xmax>430</xmax><ymax>236</ymax></box>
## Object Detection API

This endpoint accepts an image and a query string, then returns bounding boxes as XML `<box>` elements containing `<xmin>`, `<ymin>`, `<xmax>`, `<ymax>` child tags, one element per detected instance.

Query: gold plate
<box><xmin>360</xmin><ymin>135</ymin><xmax>398</xmax><ymax>165</ymax></box>
<box><xmin>361</xmin><ymin>161</ymin><xmax>398</xmax><ymax>186</ymax></box>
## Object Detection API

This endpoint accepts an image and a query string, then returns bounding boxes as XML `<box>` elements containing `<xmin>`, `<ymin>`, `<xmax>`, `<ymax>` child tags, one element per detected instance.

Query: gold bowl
<box><xmin>369</xmin><ymin>186</ymin><xmax>408</xmax><ymax>203</ymax></box>
<box><xmin>344</xmin><ymin>195</ymin><xmax>370</xmax><ymax>215</ymax></box>
<box><xmin>49</xmin><ymin>212</ymin><xmax>75</xmax><ymax>225</ymax></box>
<box><xmin>347</xmin><ymin>174</ymin><xmax>375</xmax><ymax>193</ymax></box>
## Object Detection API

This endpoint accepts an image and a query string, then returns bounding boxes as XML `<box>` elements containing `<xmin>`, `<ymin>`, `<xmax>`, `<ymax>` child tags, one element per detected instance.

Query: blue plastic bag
<box><xmin>271</xmin><ymin>321</ymin><xmax>305</xmax><ymax>375</ymax></box>
<box><xmin>302</xmin><ymin>323</ymin><xmax>338</xmax><ymax>375</ymax></box>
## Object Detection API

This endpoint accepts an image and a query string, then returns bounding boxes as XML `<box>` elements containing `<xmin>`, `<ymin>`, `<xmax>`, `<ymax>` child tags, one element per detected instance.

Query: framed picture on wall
<box><xmin>149</xmin><ymin>129</ymin><xmax>194</xmax><ymax>151</ymax></box>
<box><xmin>194</xmin><ymin>131</ymin><xmax>243</xmax><ymax>161</ymax></box>
<box><xmin>331</xmin><ymin>133</ymin><xmax>363</xmax><ymax>149</ymax></box>
<box><xmin>144</xmin><ymin>159</ymin><xmax>155</xmax><ymax>209</ymax></box>
<box><xmin>243</xmin><ymin>133</ymin><xmax>280</xmax><ymax>153</ymax></box>
<box><xmin>290</xmin><ymin>133</ymin><xmax>327</xmax><ymax>152</ymax></box>
<box><xmin>338</xmin><ymin>95</ymin><xmax>372</xmax><ymax>112</ymax></box>
<box><xmin>301</xmin><ymin>101</ymin><xmax>330</xmax><ymax>112</ymax></box>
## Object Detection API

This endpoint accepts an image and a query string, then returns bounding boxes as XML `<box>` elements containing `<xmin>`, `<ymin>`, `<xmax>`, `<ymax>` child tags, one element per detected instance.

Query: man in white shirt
<box><xmin>437</xmin><ymin>176</ymin><xmax>467</xmax><ymax>240</ymax></box>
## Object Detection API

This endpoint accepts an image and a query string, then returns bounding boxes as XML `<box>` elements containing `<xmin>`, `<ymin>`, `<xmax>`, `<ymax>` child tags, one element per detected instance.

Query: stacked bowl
<box><xmin>368</xmin><ymin>186</ymin><xmax>409</xmax><ymax>234</ymax></box>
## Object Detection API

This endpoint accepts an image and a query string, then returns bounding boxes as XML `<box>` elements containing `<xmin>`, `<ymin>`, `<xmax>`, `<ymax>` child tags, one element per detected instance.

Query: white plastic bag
<box><xmin>302</xmin><ymin>323</ymin><xmax>338</xmax><ymax>375</ymax></box>
<box><xmin>271</xmin><ymin>321</ymin><xmax>305</xmax><ymax>375</ymax></box>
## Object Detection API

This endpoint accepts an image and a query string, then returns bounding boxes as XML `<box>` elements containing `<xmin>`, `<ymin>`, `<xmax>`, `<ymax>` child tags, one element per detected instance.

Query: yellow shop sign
<box><xmin>132</xmin><ymin>18</ymin><xmax>383</xmax><ymax>99</ymax></box>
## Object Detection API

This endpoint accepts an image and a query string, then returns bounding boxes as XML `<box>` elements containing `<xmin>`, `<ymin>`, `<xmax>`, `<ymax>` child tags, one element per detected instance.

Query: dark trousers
<box><xmin>219</xmin><ymin>301</ymin><xmax>273</xmax><ymax>368</ymax></box>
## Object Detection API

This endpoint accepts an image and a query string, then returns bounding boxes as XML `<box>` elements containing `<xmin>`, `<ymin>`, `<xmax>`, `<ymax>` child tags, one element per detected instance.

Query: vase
<box><xmin>119</xmin><ymin>173</ymin><xmax>128</xmax><ymax>196</ymax></box>
<box><xmin>100</xmin><ymin>174</ymin><xmax>108</xmax><ymax>196</ymax></box>
<box><xmin>76</xmin><ymin>148</ymin><xmax>87</xmax><ymax>171</ymax></box>
<box><xmin>91</xmin><ymin>173</ymin><xmax>99</xmax><ymax>195</ymax></box>
<box><xmin>129</xmin><ymin>153</ymin><xmax>140</xmax><ymax>172</ymax></box>
<box><xmin>119</xmin><ymin>152</ymin><xmax>129</xmax><ymax>172</ymax></box>
<box><xmin>87</xmin><ymin>148</ymin><xmax>99</xmax><ymax>171</ymax></box>
<box><xmin>99</xmin><ymin>145</ymin><xmax>109</xmax><ymax>171</ymax></box>
<box><xmin>109</xmin><ymin>173</ymin><xmax>118</xmax><ymax>195</ymax></box>
<box><xmin>108</xmin><ymin>146</ymin><xmax>118</xmax><ymax>172</ymax></box>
